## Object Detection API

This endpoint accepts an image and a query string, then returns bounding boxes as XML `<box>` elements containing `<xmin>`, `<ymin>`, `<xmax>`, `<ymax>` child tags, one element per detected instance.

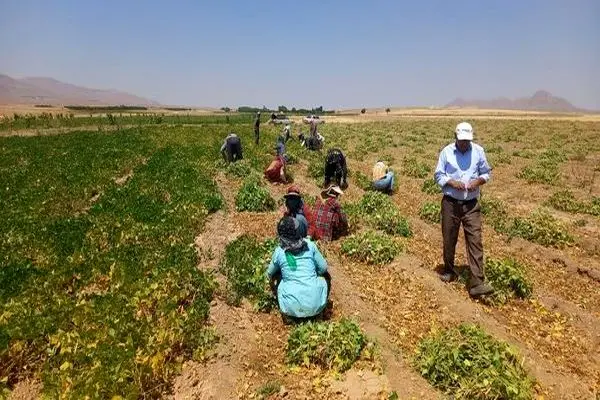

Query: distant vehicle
<box><xmin>269</xmin><ymin>112</ymin><xmax>291</xmax><ymax>125</ymax></box>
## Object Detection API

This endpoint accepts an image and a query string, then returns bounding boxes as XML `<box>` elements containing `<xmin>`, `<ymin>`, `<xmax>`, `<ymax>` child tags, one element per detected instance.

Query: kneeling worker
<box><xmin>267</xmin><ymin>217</ymin><xmax>331</xmax><ymax>321</ymax></box>
<box><xmin>264</xmin><ymin>154</ymin><xmax>288</xmax><ymax>184</ymax></box>
<box><xmin>372</xmin><ymin>160</ymin><xmax>395</xmax><ymax>193</ymax></box>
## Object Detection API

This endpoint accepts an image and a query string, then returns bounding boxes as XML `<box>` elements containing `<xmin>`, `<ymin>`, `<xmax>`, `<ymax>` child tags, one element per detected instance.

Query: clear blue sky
<box><xmin>1</xmin><ymin>0</ymin><xmax>599</xmax><ymax>109</ymax></box>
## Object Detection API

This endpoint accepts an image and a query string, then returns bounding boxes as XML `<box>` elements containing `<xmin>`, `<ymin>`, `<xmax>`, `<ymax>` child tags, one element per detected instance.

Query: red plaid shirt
<box><xmin>310</xmin><ymin>197</ymin><xmax>348</xmax><ymax>241</ymax></box>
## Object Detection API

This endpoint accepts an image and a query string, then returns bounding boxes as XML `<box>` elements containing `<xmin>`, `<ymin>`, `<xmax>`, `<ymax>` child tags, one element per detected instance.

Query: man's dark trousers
<box><xmin>441</xmin><ymin>195</ymin><xmax>485</xmax><ymax>288</ymax></box>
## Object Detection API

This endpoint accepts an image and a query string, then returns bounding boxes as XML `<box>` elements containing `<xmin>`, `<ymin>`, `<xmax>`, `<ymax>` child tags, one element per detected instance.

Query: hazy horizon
<box><xmin>1</xmin><ymin>0</ymin><xmax>599</xmax><ymax>110</ymax></box>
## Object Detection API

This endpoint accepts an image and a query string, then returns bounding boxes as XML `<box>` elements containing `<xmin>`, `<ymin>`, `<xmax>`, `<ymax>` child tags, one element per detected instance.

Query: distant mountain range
<box><xmin>0</xmin><ymin>74</ymin><xmax>159</xmax><ymax>106</ymax></box>
<box><xmin>446</xmin><ymin>90</ymin><xmax>584</xmax><ymax>112</ymax></box>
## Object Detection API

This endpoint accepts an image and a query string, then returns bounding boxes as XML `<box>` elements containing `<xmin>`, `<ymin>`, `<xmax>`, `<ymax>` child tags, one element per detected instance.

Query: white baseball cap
<box><xmin>455</xmin><ymin>122</ymin><xmax>473</xmax><ymax>141</ymax></box>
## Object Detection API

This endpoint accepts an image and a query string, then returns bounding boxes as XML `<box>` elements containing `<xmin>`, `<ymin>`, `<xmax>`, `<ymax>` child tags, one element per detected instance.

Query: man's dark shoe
<box><xmin>439</xmin><ymin>271</ymin><xmax>458</xmax><ymax>283</ymax></box>
<box><xmin>469</xmin><ymin>283</ymin><xmax>494</xmax><ymax>297</ymax></box>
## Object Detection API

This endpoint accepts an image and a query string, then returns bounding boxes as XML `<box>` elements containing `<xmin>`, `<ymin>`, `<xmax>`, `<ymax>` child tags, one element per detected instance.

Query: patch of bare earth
<box><xmin>7</xmin><ymin>379</ymin><xmax>41</xmax><ymax>400</ymax></box>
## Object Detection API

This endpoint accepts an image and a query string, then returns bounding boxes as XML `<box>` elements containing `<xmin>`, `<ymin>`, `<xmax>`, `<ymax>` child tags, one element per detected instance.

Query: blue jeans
<box><xmin>373</xmin><ymin>171</ymin><xmax>394</xmax><ymax>192</ymax></box>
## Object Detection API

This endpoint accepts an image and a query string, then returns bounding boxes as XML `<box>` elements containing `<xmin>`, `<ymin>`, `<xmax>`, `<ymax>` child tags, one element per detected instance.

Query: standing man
<box><xmin>434</xmin><ymin>122</ymin><xmax>494</xmax><ymax>297</ymax></box>
<box><xmin>254</xmin><ymin>111</ymin><xmax>261</xmax><ymax>145</ymax></box>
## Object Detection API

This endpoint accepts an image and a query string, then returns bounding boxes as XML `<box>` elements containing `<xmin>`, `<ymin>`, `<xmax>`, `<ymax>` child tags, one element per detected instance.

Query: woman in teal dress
<box><xmin>267</xmin><ymin>217</ymin><xmax>330</xmax><ymax>320</ymax></box>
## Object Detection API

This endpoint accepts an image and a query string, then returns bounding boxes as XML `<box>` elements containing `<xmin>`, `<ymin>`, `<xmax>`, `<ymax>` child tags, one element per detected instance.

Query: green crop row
<box><xmin>0</xmin><ymin>127</ymin><xmax>224</xmax><ymax>398</ymax></box>
<box><xmin>286</xmin><ymin>319</ymin><xmax>374</xmax><ymax>372</ymax></box>
<box><xmin>341</xmin><ymin>230</ymin><xmax>401</xmax><ymax>265</ymax></box>
<box><xmin>546</xmin><ymin>190</ymin><xmax>600</xmax><ymax>217</ymax></box>
<box><xmin>0</xmin><ymin>113</ymin><xmax>254</xmax><ymax>131</ymax></box>
<box><xmin>414</xmin><ymin>324</ymin><xmax>534</xmax><ymax>399</ymax></box>
<box><xmin>480</xmin><ymin>197</ymin><xmax>573</xmax><ymax>248</ymax></box>
<box><xmin>220</xmin><ymin>235</ymin><xmax>277</xmax><ymax>311</ymax></box>
<box><xmin>347</xmin><ymin>192</ymin><xmax>412</xmax><ymax>237</ymax></box>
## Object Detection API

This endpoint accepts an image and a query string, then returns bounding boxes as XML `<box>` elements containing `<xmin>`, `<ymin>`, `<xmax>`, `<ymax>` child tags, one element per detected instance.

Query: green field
<box><xmin>1</xmin><ymin>117</ymin><xmax>599</xmax><ymax>399</ymax></box>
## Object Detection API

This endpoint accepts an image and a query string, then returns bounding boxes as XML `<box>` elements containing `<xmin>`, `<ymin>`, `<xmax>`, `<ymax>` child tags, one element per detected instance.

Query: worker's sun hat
<box><xmin>321</xmin><ymin>185</ymin><xmax>343</xmax><ymax>198</ymax></box>
<box><xmin>284</xmin><ymin>185</ymin><xmax>301</xmax><ymax>198</ymax></box>
<box><xmin>455</xmin><ymin>122</ymin><xmax>474</xmax><ymax>141</ymax></box>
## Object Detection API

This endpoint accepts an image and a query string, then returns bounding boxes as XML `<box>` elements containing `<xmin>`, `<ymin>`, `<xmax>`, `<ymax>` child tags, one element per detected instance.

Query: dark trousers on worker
<box><xmin>441</xmin><ymin>195</ymin><xmax>485</xmax><ymax>288</ymax></box>
<box><xmin>226</xmin><ymin>139</ymin><xmax>243</xmax><ymax>163</ymax></box>
<box><xmin>254</xmin><ymin>128</ymin><xmax>260</xmax><ymax>145</ymax></box>
<box><xmin>324</xmin><ymin>163</ymin><xmax>348</xmax><ymax>189</ymax></box>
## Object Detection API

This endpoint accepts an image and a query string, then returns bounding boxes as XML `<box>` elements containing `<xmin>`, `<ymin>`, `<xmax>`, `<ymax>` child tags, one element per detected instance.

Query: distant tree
<box><xmin>220</xmin><ymin>107</ymin><xmax>231</xmax><ymax>112</ymax></box>
<box><xmin>278</xmin><ymin>105</ymin><xmax>289</xmax><ymax>113</ymax></box>
<box><xmin>291</xmin><ymin>107</ymin><xmax>297</xmax><ymax>113</ymax></box>
<box><xmin>385</xmin><ymin>107</ymin><xmax>391</xmax><ymax>114</ymax></box>
<box><xmin>361</xmin><ymin>108</ymin><xmax>366</xmax><ymax>114</ymax></box>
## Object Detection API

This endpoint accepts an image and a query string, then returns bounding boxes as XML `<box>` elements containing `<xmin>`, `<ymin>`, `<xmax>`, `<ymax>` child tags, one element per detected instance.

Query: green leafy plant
<box><xmin>414</xmin><ymin>324</ymin><xmax>534</xmax><ymax>399</ymax></box>
<box><xmin>545</xmin><ymin>190</ymin><xmax>582</xmax><ymax>213</ymax></box>
<box><xmin>402</xmin><ymin>156</ymin><xmax>431</xmax><ymax>178</ymax></box>
<box><xmin>372</xmin><ymin>212</ymin><xmax>412</xmax><ymax>237</ymax></box>
<box><xmin>351</xmin><ymin>192</ymin><xmax>412</xmax><ymax>237</ymax></box>
<box><xmin>517</xmin><ymin>148</ymin><xmax>565</xmax><ymax>185</ymax></box>
<box><xmin>512</xmin><ymin>149</ymin><xmax>536</xmax><ymax>159</ymax></box>
<box><xmin>509</xmin><ymin>209</ymin><xmax>573</xmax><ymax>248</ymax></box>
<box><xmin>307</xmin><ymin>153</ymin><xmax>325</xmax><ymax>183</ymax></box>
<box><xmin>286</xmin><ymin>319</ymin><xmax>371</xmax><ymax>372</ymax></box>
<box><xmin>480</xmin><ymin>196</ymin><xmax>509</xmax><ymax>233</ymax></box>
<box><xmin>341</xmin><ymin>231</ymin><xmax>401</xmax><ymax>265</ymax></box>
<box><xmin>354</xmin><ymin>171</ymin><xmax>373</xmax><ymax>191</ymax></box>
<box><xmin>226</xmin><ymin>159</ymin><xmax>254</xmax><ymax>178</ymax></box>
<box><xmin>285</xmin><ymin>151</ymin><xmax>298</xmax><ymax>165</ymax></box>
<box><xmin>421</xmin><ymin>178</ymin><xmax>441</xmax><ymax>195</ymax></box>
<box><xmin>485</xmin><ymin>258</ymin><xmax>533</xmax><ymax>305</ymax></box>
<box><xmin>517</xmin><ymin>163</ymin><xmax>560</xmax><ymax>184</ymax></box>
<box><xmin>419</xmin><ymin>202</ymin><xmax>441</xmax><ymax>224</ymax></box>
<box><xmin>220</xmin><ymin>235</ymin><xmax>277</xmax><ymax>310</ymax></box>
<box><xmin>235</xmin><ymin>177</ymin><xmax>276</xmax><ymax>212</ymax></box>
<box><xmin>546</xmin><ymin>190</ymin><xmax>600</xmax><ymax>217</ymax></box>
<box><xmin>589</xmin><ymin>197</ymin><xmax>600</xmax><ymax>216</ymax></box>
<box><xmin>488</xmin><ymin>152</ymin><xmax>512</xmax><ymax>166</ymax></box>
<box><xmin>358</xmin><ymin>191</ymin><xmax>392</xmax><ymax>214</ymax></box>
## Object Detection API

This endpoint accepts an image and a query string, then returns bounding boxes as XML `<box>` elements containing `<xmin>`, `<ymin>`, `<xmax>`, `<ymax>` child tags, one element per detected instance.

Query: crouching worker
<box><xmin>372</xmin><ymin>161</ymin><xmax>395</xmax><ymax>193</ymax></box>
<box><xmin>267</xmin><ymin>216</ymin><xmax>331</xmax><ymax>321</ymax></box>
<box><xmin>264</xmin><ymin>154</ymin><xmax>288</xmax><ymax>183</ymax></box>
<box><xmin>310</xmin><ymin>185</ymin><xmax>349</xmax><ymax>241</ymax></box>
<box><xmin>221</xmin><ymin>132</ymin><xmax>243</xmax><ymax>163</ymax></box>
<box><xmin>299</xmin><ymin>133</ymin><xmax>323</xmax><ymax>151</ymax></box>
<box><xmin>324</xmin><ymin>148</ymin><xmax>348</xmax><ymax>189</ymax></box>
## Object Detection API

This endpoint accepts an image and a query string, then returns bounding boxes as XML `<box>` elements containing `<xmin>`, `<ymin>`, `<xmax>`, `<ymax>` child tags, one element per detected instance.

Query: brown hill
<box><xmin>447</xmin><ymin>90</ymin><xmax>583</xmax><ymax>112</ymax></box>
<box><xmin>0</xmin><ymin>74</ymin><xmax>159</xmax><ymax>106</ymax></box>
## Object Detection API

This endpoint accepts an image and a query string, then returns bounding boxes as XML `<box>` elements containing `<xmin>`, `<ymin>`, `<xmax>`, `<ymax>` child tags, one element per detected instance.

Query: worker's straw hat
<box><xmin>321</xmin><ymin>185</ymin><xmax>343</xmax><ymax>198</ymax></box>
